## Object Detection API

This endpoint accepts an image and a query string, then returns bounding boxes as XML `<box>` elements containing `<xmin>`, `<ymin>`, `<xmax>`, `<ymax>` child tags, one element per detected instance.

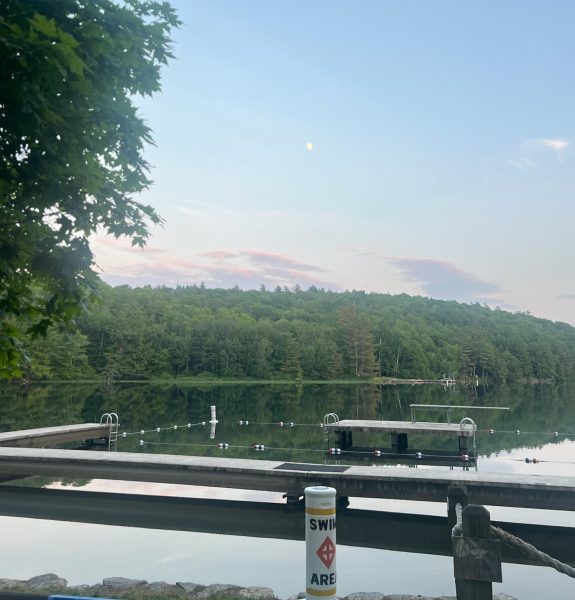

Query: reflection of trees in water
<box><xmin>0</xmin><ymin>383</ymin><xmax>96</xmax><ymax>432</ymax></box>
<box><xmin>1</xmin><ymin>382</ymin><xmax>574</xmax><ymax>459</ymax></box>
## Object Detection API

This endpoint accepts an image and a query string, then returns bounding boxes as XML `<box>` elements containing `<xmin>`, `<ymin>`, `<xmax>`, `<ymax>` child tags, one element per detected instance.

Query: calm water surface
<box><xmin>1</xmin><ymin>382</ymin><xmax>574</xmax><ymax>599</ymax></box>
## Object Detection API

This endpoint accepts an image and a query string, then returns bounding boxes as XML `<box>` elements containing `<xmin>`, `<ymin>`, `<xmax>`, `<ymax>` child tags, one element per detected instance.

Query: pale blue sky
<box><xmin>93</xmin><ymin>0</ymin><xmax>575</xmax><ymax>324</ymax></box>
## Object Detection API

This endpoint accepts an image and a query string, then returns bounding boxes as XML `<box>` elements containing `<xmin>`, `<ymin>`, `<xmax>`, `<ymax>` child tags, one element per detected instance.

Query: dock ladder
<box><xmin>323</xmin><ymin>413</ymin><xmax>339</xmax><ymax>443</ymax></box>
<box><xmin>100</xmin><ymin>412</ymin><xmax>119</xmax><ymax>452</ymax></box>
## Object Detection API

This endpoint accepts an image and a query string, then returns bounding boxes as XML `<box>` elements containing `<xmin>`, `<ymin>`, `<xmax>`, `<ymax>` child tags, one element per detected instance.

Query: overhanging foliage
<box><xmin>0</xmin><ymin>0</ymin><xmax>180</xmax><ymax>376</ymax></box>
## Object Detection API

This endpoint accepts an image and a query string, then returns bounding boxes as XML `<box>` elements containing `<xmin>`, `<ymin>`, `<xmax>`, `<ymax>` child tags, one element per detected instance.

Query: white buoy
<box><xmin>305</xmin><ymin>486</ymin><xmax>337</xmax><ymax>600</ymax></box>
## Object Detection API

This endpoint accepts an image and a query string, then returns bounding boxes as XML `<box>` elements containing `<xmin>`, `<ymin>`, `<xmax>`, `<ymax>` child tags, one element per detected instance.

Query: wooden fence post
<box><xmin>452</xmin><ymin>505</ymin><xmax>502</xmax><ymax>600</ymax></box>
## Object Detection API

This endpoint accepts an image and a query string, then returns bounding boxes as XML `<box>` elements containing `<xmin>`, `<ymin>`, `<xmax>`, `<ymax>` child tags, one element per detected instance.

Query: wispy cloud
<box><xmin>557</xmin><ymin>294</ymin><xmax>575</xmax><ymax>300</ymax></box>
<box><xmin>388</xmin><ymin>257</ymin><xmax>503</xmax><ymax>304</ymax></box>
<box><xmin>243</xmin><ymin>250</ymin><xmax>328</xmax><ymax>273</ymax></box>
<box><xmin>507</xmin><ymin>158</ymin><xmax>535</xmax><ymax>170</ymax></box>
<box><xmin>523</xmin><ymin>138</ymin><xmax>570</xmax><ymax>160</ymax></box>
<box><xmin>538</xmin><ymin>138</ymin><xmax>569</xmax><ymax>152</ymax></box>
<box><xmin>94</xmin><ymin>242</ymin><xmax>335</xmax><ymax>290</ymax></box>
<box><xmin>200</xmin><ymin>249</ymin><xmax>328</xmax><ymax>273</ymax></box>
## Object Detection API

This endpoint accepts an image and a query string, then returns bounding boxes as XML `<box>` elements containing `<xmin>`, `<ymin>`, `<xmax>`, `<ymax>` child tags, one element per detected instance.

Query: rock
<box><xmin>494</xmin><ymin>595</ymin><xmax>518</xmax><ymax>600</ymax></box>
<box><xmin>101</xmin><ymin>576</ymin><xmax>147</xmax><ymax>590</ymax></box>
<box><xmin>286</xmin><ymin>594</ymin><xmax>306</xmax><ymax>600</ymax></box>
<box><xmin>26</xmin><ymin>573</ymin><xmax>68</xmax><ymax>589</ymax></box>
<box><xmin>195</xmin><ymin>583</ymin><xmax>243</xmax><ymax>598</ymax></box>
<box><xmin>0</xmin><ymin>578</ymin><xmax>25</xmax><ymax>590</ymax></box>
<box><xmin>237</xmin><ymin>586</ymin><xmax>276</xmax><ymax>599</ymax></box>
<box><xmin>343</xmin><ymin>594</ymin><xmax>388</xmax><ymax>600</ymax></box>
<box><xmin>389</xmin><ymin>596</ymin><xmax>435</xmax><ymax>600</ymax></box>
<box><xmin>145</xmin><ymin>581</ymin><xmax>180</xmax><ymax>593</ymax></box>
<box><xmin>72</xmin><ymin>584</ymin><xmax>96</xmax><ymax>592</ymax></box>
<box><xmin>176</xmin><ymin>581</ymin><xmax>207</xmax><ymax>594</ymax></box>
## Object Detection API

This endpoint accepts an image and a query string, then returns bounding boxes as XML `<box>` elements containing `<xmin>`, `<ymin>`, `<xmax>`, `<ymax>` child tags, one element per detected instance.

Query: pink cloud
<box><xmin>95</xmin><ymin>242</ymin><xmax>335</xmax><ymax>291</ymax></box>
<box><xmin>241</xmin><ymin>250</ymin><xmax>327</xmax><ymax>273</ymax></box>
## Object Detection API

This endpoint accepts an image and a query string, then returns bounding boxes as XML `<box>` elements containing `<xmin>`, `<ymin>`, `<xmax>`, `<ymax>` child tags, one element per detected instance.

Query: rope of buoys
<box><xmin>480</xmin><ymin>429</ymin><xmax>574</xmax><ymax>436</ymax></box>
<box><xmin>494</xmin><ymin>457</ymin><xmax>575</xmax><ymax>465</ymax></box>
<box><xmin>120</xmin><ymin>422</ymin><xmax>207</xmax><ymax>437</ymax></box>
<box><xmin>134</xmin><ymin>440</ymin><xmax>328</xmax><ymax>453</ymax></box>
<box><xmin>123</xmin><ymin>422</ymin><xmax>575</xmax><ymax>437</ymax></box>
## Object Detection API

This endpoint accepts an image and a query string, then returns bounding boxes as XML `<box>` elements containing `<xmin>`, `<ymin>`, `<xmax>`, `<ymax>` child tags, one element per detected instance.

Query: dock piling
<box><xmin>453</xmin><ymin>504</ymin><xmax>502</xmax><ymax>600</ymax></box>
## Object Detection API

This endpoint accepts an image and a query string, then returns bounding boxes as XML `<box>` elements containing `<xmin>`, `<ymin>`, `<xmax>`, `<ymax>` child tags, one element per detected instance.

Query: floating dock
<box><xmin>322</xmin><ymin>418</ymin><xmax>476</xmax><ymax>454</ymax></box>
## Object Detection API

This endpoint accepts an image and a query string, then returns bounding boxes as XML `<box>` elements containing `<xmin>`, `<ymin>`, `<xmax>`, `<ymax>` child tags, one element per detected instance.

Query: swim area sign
<box><xmin>305</xmin><ymin>486</ymin><xmax>337</xmax><ymax>600</ymax></box>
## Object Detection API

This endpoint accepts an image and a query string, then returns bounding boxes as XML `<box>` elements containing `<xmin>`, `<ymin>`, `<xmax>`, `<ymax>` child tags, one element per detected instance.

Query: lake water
<box><xmin>1</xmin><ymin>382</ymin><xmax>574</xmax><ymax>599</ymax></box>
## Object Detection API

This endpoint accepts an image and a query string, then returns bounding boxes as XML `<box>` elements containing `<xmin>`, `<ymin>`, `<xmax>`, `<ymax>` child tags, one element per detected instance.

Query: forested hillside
<box><xmin>20</xmin><ymin>285</ymin><xmax>575</xmax><ymax>382</ymax></box>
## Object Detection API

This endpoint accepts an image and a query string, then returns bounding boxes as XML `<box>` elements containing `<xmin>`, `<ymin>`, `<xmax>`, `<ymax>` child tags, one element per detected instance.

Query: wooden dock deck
<box><xmin>0</xmin><ymin>424</ymin><xmax>111</xmax><ymax>448</ymax></box>
<box><xmin>324</xmin><ymin>419</ymin><xmax>476</xmax><ymax>435</ymax></box>
<box><xmin>0</xmin><ymin>447</ymin><xmax>574</xmax><ymax>511</ymax></box>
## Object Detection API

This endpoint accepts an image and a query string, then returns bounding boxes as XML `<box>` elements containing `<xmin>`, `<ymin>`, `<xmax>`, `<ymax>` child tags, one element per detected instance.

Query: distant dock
<box><xmin>0</xmin><ymin>423</ymin><xmax>112</xmax><ymax>448</ymax></box>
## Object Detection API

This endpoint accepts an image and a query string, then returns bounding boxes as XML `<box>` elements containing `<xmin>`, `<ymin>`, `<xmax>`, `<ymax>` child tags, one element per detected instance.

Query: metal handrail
<box><xmin>323</xmin><ymin>413</ymin><xmax>339</xmax><ymax>426</ymax></box>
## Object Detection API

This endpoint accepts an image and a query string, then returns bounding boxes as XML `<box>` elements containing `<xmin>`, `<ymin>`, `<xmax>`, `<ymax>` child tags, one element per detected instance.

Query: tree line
<box><xmin>18</xmin><ymin>285</ymin><xmax>575</xmax><ymax>382</ymax></box>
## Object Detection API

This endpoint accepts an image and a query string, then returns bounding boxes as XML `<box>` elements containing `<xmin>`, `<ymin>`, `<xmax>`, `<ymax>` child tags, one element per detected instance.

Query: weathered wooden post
<box><xmin>305</xmin><ymin>486</ymin><xmax>337</xmax><ymax>600</ymax></box>
<box><xmin>452</xmin><ymin>505</ymin><xmax>502</xmax><ymax>600</ymax></box>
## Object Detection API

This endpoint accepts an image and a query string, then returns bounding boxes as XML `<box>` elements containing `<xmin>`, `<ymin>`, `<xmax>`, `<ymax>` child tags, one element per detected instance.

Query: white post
<box><xmin>209</xmin><ymin>405</ymin><xmax>218</xmax><ymax>439</ymax></box>
<box><xmin>305</xmin><ymin>486</ymin><xmax>337</xmax><ymax>600</ymax></box>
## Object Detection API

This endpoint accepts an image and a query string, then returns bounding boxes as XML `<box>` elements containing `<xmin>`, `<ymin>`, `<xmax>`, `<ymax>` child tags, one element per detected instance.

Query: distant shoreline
<box><xmin>7</xmin><ymin>376</ymin><xmax>466</xmax><ymax>385</ymax></box>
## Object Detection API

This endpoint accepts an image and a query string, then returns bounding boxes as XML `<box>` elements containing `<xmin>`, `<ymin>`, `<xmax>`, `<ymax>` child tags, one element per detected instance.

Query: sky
<box><xmin>92</xmin><ymin>0</ymin><xmax>575</xmax><ymax>325</ymax></box>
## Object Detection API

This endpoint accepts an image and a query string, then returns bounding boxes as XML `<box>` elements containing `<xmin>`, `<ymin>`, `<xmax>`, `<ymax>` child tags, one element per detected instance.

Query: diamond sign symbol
<box><xmin>316</xmin><ymin>536</ymin><xmax>336</xmax><ymax>569</ymax></box>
